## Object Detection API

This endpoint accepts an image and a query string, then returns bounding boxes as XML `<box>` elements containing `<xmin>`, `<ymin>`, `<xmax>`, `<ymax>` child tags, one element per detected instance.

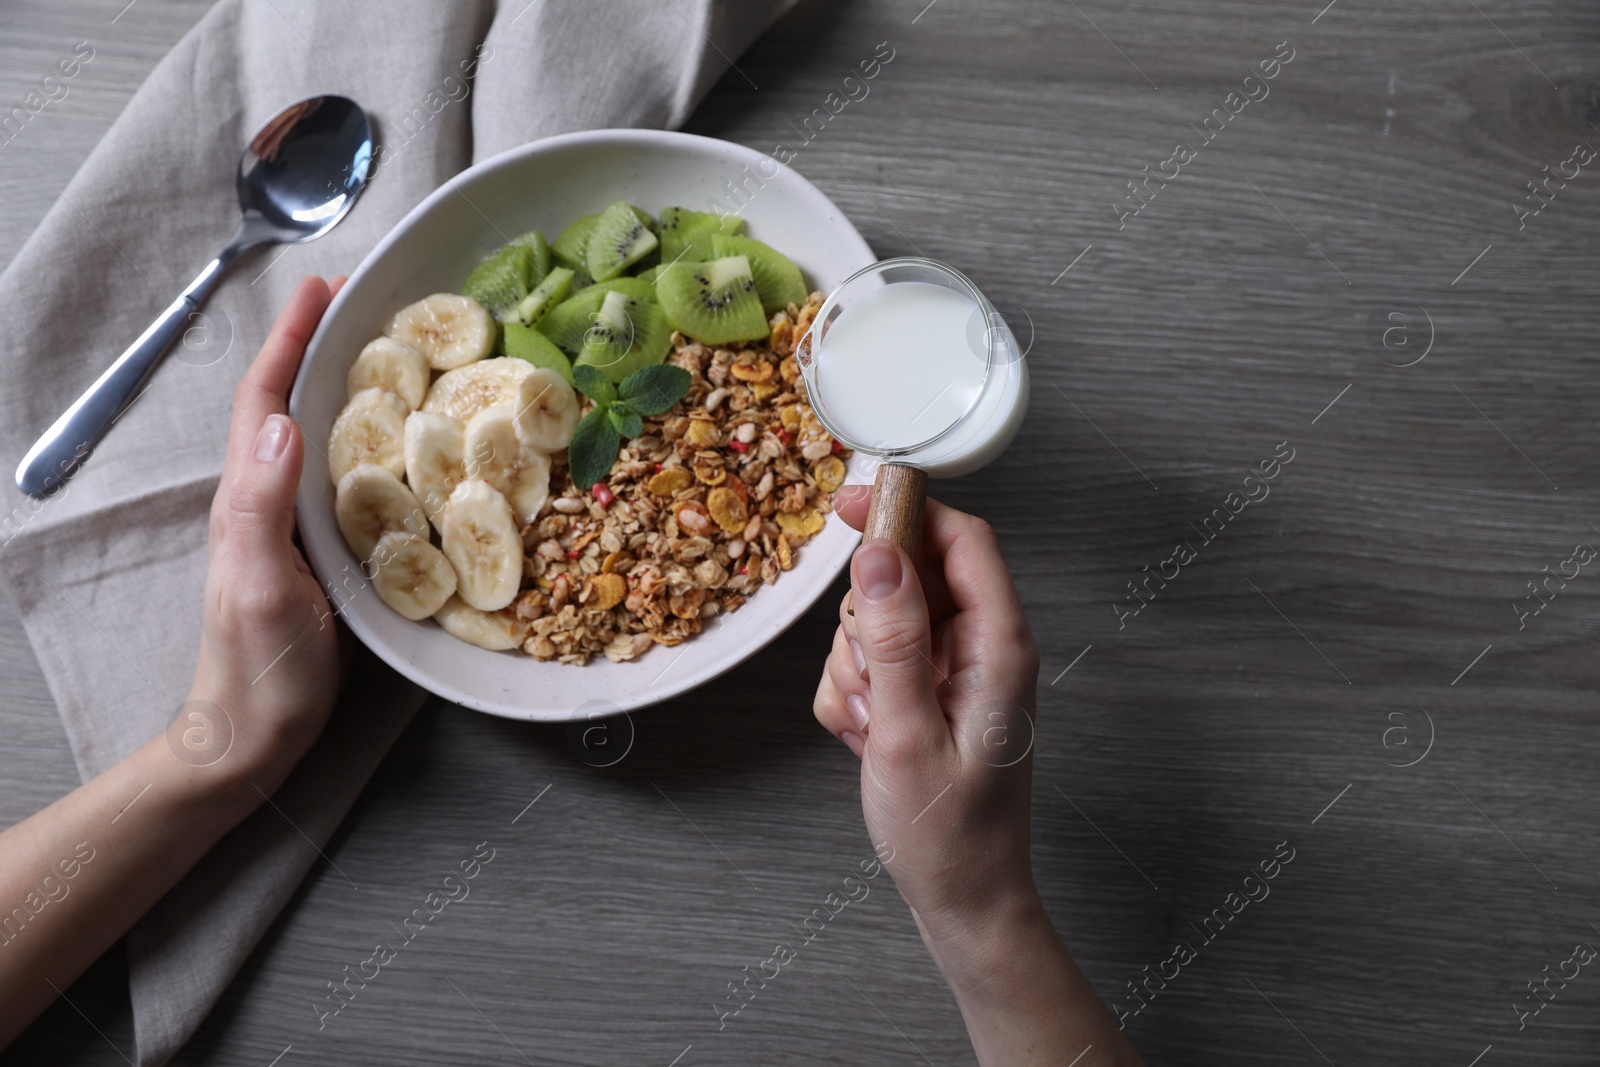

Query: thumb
<box><xmin>222</xmin><ymin>414</ymin><xmax>304</xmax><ymax>592</ymax></box>
<box><xmin>851</xmin><ymin>540</ymin><xmax>942</xmax><ymax>742</ymax></box>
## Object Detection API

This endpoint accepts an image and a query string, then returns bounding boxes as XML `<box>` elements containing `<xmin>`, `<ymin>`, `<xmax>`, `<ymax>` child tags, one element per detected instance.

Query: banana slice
<box><xmin>433</xmin><ymin>594</ymin><xmax>526</xmax><ymax>650</ymax></box>
<box><xmin>513</xmin><ymin>367</ymin><xmax>580</xmax><ymax>451</ymax></box>
<box><xmin>421</xmin><ymin>357</ymin><xmax>535</xmax><ymax>423</ymax></box>
<box><xmin>404</xmin><ymin>411</ymin><xmax>467</xmax><ymax>522</ymax></box>
<box><xmin>387</xmin><ymin>293</ymin><xmax>495</xmax><ymax>370</ymax></box>
<box><xmin>464</xmin><ymin>405</ymin><xmax>553</xmax><ymax>523</ymax></box>
<box><xmin>370</xmin><ymin>531</ymin><xmax>457</xmax><ymax>620</ymax></box>
<box><xmin>335</xmin><ymin>463</ymin><xmax>429</xmax><ymax>562</ymax></box>
<box><xmin>328</xmin><ymin>388</ymin><xmax>408</xmax><ymax>483</ymax></box>
<box><xmin>440</xmin><ymin>479</ymin><xmax>523</xmax><ymax>611</ymax></box>
<box><xmin>347</xmin><ymin>336</ymin><xmax>428</xmax><ymax>410</ymax></box>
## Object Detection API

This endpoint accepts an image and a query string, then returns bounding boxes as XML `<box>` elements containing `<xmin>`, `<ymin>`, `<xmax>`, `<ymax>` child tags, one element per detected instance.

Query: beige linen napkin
<box><xmin>0</xmin><ymin>0</ymin><xmax>794</xmax><ymax>1062</ymax></box>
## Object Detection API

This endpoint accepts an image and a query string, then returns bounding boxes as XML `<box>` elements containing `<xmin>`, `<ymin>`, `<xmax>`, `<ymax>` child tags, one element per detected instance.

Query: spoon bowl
<box><xmin>14</xmin><ymin>94</ymin><xmax>371</xmax><ymax>496</ymax></box>
<box><xmin>237</xmin><ymin>95</ymin><xmax>371</xmax><ymax>244</ymax></box>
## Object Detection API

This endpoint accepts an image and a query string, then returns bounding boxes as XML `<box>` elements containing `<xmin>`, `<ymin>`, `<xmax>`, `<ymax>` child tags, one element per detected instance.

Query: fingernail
<box><xmin>846</xmin><ymin>693</ymin><xmax>870</xmax><ymax>730</ymax></box>
<box><xmin>841</xmin><ymin>730</ymin><xmax>865</xmax><ymax>757</ymax></box>
<box><xmin>255</xmin><ymin>414</ymin><xmax>291</xmax><ymax>462</ymax></box>
<box><xmin>855</xmin><ymin>542</ymin><xmax>903</xmax><ymax>603</ymax></box>
<box><xmin>849</xmin><ymin>639</ymin><xmax>866</xmax><ymax>674</ymax></box>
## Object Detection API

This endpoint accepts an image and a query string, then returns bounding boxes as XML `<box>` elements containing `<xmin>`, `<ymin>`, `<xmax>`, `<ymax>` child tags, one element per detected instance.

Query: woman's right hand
<box><xmin>813</xmin><ymin>486</ymin><xmax>1043</xmax><ymax>943</ymax></box>
<box><xmin>813</xmin><ymin>485</ymin><xmax>1144</xmax><ymax>1067</ymax></box>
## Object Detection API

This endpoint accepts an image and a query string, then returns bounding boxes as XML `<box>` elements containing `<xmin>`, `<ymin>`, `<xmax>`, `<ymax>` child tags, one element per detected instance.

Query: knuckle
<box><xmin>207</xmin><ymin>499</ymin><xmax>228</xmax><ymax>547</ymax></box>
<box><xmin>225</xmin><ymin>479</ymin><xmax>281</xmax><ymax>531</ymax></box>
<box><xmin>963</xmin><ymin>515</ymin><xmax>998</xmax><ymax>543</ymax></box>
<box><xmin>871</xmin><ymin>728</ymin><xmax>928</xmax><ymax>768</ymax></box>
<box><xmin>1009</xmin><ymin>624</ymin><xmax>1040</xmax><ymax>674</ymax></box>
<box><xmin>812</xmin><ymin>685</ymin><xmax>845</xmax><ymax>732</ymax></box>
<box><xmin>827</xmin><ymin>643</ymin><xmax>856</xmax><ymax>684</ymax></box>
<box><xmin>989</xmin><ymin>626</ymin><xmax>1038</xmax><ymax>679</ymax></box>
<box><xmin>952</xmin><ymin>513</ymin><xmax>999</xmax><ymax>554</ymax></box>
<box><xmin>232</xmin><ymin>577</ymin><xmax>301</xmax><ymax>628</ymax></box>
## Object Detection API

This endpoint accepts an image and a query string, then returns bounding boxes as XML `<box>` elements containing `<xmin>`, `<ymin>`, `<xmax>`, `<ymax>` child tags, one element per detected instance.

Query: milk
<box><xmin>810</xmin><ymin>280</ymin><xmax>1028</xmax><ymax>478</ymax></box>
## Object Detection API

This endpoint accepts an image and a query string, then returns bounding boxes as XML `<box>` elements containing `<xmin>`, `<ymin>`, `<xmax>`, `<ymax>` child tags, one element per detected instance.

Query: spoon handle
<box><xmin>14</xmin><ymin>251</ymin><xmax>237</xmax><ymax>496</ymax></box>
<box><xmin>863</xmin><ymin>462</ymin><xmax>928</xmax><ymax>560</ymax></box>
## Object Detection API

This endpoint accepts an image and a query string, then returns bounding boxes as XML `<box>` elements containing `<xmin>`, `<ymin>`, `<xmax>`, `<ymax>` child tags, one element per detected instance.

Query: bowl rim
<box><xmin>289</xmin><ymin>127</ymin><xmax>874</xmax><ymax>721</ymax></box>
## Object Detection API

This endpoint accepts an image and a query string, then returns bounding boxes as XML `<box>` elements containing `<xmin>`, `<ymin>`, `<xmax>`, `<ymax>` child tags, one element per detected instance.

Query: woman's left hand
<box><xmin>0</xmin><ymin>275</ymin><xmax>351</xmax><ymax>1052</ymax></box>
<box><xmin>187</xmin><ymin>274</ymin><xmax>346</xmax><ymax>788</ymax></box>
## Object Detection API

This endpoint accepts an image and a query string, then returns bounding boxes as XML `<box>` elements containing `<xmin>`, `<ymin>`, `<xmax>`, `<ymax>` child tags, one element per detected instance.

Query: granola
<box><xmin>512</xmin><ymin>292</ymin><xmax>847</xmax><ymax>664</ymax></box>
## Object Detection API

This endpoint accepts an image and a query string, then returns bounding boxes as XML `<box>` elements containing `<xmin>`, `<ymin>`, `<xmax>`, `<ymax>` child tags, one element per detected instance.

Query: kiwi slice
<box><xmin>575</xmin><ymin>290</ymin><xmax>673</xmax><ymax>383</ymax></box>
<box><xmin>535</xmin><ymin>279</ymin><xmax>660</xmax><ymax>354</ymax></box>
<box><xmin>589</xmin><ymin>277</ymin><xmax>656</xmax><ymax>302</ymax></box>
<box><xmin>510</xmin><ymin>230</ymin><xmax>552</xmax><ymax>285</ymax></box>
<box><xmin>659</xmin><ymin>207</ymin><xmax>745</xmax><ymax>264</ymax></box>
<box><xmin>655</xmin><ymin>256</ymin><xmax>769</xmax><ymax>345</ymax></box>
<box><xmin>587</xmin><ymin>201</ymin><xmax>659</xmax><ymax>282</ymax></box>
<box><xmin>630</xmin><ymin>243</ymin><xmax>662</xmax><ymax>275</ymax></box>
<box><xmin>551</xmin><ymin>214</ymin><xmax>599</xmax><ymax>271</ymax></box>
<box><xmin>555</xmin><ymin>208</ymin><xmax>654</xmax><ymax>281</ymax></box>
<box><xmin>504</xmin><ymin>322</ymin><xmax>574</xmax><ymax>385</ymax></box>
<box><xmin>710</xmin><ymin>234</ymin><xmax>806</xmax><ymax>314</ymax></box>
<box><xmin>510</xmin><ymin>266</ymin><xmax>574</xmax><ymax>326</ymax></box>
<box><xmin>537</xmin><ymin>289</ymin><xmax>607</xmax><ymax>354</ymax></box>
<box><xmin>635</xmin><ymin>264</ymin><xmax>664</xmax><ymax>285</ymax></box>
<box><xmin>462</xmin><ymin>241</ymin><xmax>535</xmax><ymax>319</ymax></box>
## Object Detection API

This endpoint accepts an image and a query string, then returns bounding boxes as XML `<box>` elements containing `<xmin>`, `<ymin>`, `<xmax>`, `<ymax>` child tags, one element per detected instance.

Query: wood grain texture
<box><xmin>864</xmin><ymin>463</ymin><xmax>928</xmax><ymax>558</ymax></box>
<box><xmin>4</xmin><ymin>0</ymin><xmax>1600</xmax><ymax>1063</ymax></box>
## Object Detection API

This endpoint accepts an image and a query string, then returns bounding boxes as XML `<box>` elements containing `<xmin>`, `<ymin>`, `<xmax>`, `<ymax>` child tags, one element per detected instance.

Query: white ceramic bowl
<box><xmin>290</xmin><ymin>129</ymin><xmax>876</xmax><ymax>722</ymax></box>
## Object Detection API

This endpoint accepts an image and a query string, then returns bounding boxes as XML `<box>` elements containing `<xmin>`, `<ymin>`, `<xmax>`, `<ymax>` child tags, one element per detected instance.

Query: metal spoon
<box><xmin>15</xmin><ymin>94</ymin><xmax>372</xmax><ymax>496</ymax></box>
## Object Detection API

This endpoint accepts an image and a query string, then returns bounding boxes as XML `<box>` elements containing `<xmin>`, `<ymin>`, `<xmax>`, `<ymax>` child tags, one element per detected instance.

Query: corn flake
<box><xmin>811</xmin><ymin>456</ymin><xmax>846</xmax><ymax>493</ymax></box>
<box><xmin>706</xmin><ymin>486</ymin><xmax>748</xmax><ymax>534</ymax></box>
<box><xmin>589</xmin><ymin>572</ymin><xmax>627</xmax><ymax>610</ymax></box>
<box><xmin>776</xmin><ymin>508</ymin><xmax>825</xmax><ymax>542</ymax></box>
<box><xmin>685</xmin><ymin>419</ymin><xmax>720</xmax><ymax>448</ymax></box>
<box><xmin>730</xmin><ymin>357</ymin><xmax>774</xmax><ymax>382</ymax></box>
<box><xmin>648</xmin><ymin>467</ymin><xmax>692</xmax><ymax>496</ymax></box>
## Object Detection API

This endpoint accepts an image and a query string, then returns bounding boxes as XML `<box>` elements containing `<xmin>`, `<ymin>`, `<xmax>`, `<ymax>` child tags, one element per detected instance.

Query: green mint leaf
<box><xmin>572</xmin><ymin>363</ymin><xmax>618</xmax><ymax>405</ymax></box>
<box><xmin>619</xmin><ymin>364</ymin><xmax>691</xmax><ymax>416</ymax></box>
<box><xmin>567</xmin><ymin>407</ymin><xmax>622</xmax><ymax>489</ymax></box>
<box><xmin>608</xmin><ymin>404</ymin><xmax>643</xmax><ymax>439</ymax></box>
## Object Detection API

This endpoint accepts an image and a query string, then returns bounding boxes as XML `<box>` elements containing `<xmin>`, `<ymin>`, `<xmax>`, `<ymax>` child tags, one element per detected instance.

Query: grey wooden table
<box><xmin>5</xmin><ymin>0</ymin><xmax>1600</xmax><ymax>1063</ymax></box>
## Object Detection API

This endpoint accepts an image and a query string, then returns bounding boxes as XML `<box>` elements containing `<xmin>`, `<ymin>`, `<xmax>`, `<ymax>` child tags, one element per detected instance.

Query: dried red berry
<box><xmin>591</xmin><ymin>482</ymin><xmax>615</xmax><ymax>508</ymax></box>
